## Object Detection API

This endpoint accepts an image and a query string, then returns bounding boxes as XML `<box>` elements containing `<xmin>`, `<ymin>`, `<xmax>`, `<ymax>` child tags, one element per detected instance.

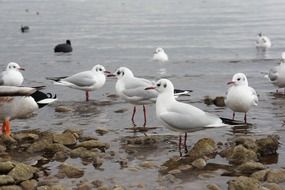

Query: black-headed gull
<box><xmin>256</xmin><ymin>33</ymin><xmax>271</xmax><ymax>49</ymax></box>
<box><xmin>145</xmin><ymin>79</ymin><xmax>223</xmax><ymax>154</ymax></box>
<box><xmin>0</xmin><ymin>62</ymin><xmax>25</xmax><ymax>86</ymax></box>
<box><xmin>225</xmin><ymin>73</ymin><xmax>258</xmax><ymax>123</ymax></box>
<box><xmin>47</xmin><ymin>64</ymin><xmax>110</xmax><ymax>101</ymax></box>
<box><xmin>265</xmin><ymin>52</ymin><xmax>285</xmax><ymax>93</ymax></box>
<box><xmin>0</xmin><ymin>86</ymin><xmax>57</xmax><ymax>136</ymax></box>
<box><xmin>153</xmin><ymin>47</ymin><xmax>168</xmax><ymax>63</ymax></box>
<box><xmin>109</xmin><ymin>67</ymin><xmax>191</xmax><ymax>127</ymax></box>
<box><xmin>54</xmin><ymin>40</ymin><xmax>72</xmax><ymax>53</ymax></box>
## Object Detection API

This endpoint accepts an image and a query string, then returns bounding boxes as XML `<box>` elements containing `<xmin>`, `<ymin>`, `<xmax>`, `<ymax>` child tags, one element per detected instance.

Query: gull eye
<box><xmin>99</xmin><ymin>68</ymin><xmax>102</xmax><ymax>71</ymax></box>
<box><xmin>13</xmin><ymin>66</ymin><xmax>16</xmax><ymax>68</ymax></box>
<box><xmin>163</xmin><ymin>84</ymin><xmax>167</xmax><ymax>88</ymax></box>
<box><xmin>117</xmin><ymin>71</ymin><xmax>121</xmax><ymax>75</ymax></box>
<box><xmin>237</xmin><ymin>78</ymin><xmax>241</xmax><ymax>81</ymax></box>
<box><xmin>157</xmin><ymin>83</ymin><xmax>161</xmax><ymax>87</ymax></box>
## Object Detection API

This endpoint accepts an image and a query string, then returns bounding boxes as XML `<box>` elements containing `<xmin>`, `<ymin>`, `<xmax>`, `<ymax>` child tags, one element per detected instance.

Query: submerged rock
<box><xmin>8</xmin><ymin>163</ymin><xmax>37</xmax><ymax>183</ymax></box>
<box><xmin>53</xmin><ymin>131</ymin><xmax>77</xmax><ymax>146</ymax></box>
<box><xmin>95</xmin><ymin>127</ymin><xmax>109</xmax><ymax>136</ymax></box>
<box><xmin>192</xmin><ymin>158</ymin><xmax>207</xmax><ymax>169</ymax></box>
<box><xmin>229</xmin><ymin>145</ymin><xmax>257</xmax><ymax>165</ymax></box>
<box><xmin>207</xmin><ymin>184</ymin><xmax>222</xmax><ymax>190</ymax></box>
<box><xmin>0</xmin><ymin>175</ymin><xmax>15</xmax><ymax>185</ymax></box>
<box><xmin>236</xmin><ymin>161</ymin><xmax>266</xmax><ymax>175</ymax></box>
<box><xmin>186</xmin><ymin>138</ymin><xmax>217</xmax><ymax>160</ymax></box>
<box><xmin>20</xmin><ymin>179</ymin><xmax>38</xmax><ymax>190</ymax></box>
<box><xmin>0</xmin><ymin>161</ymin><xmax>14</xmax><ymax>173</ymax></box>
<box><xmin>70</xmin><ymin>147</ymin><xmax>100</xmax><ymax>160</ymax></box>
<box><xmin>76</xmin><ymin>140</ymin><xmax>110</xmax><ymax>151</ymax></box>
<box><xmin>57</xmin><ymin>163</ymin><xmax>84</xmax><ymax>178</ymax></box>
<box><xmin>266</xmin><ymin>169</ymin><xmax>285</xmax><ymax>183</ymax></box>
<box><xmin>256</xmin><ymin>135</ymin><xmax>279</xmax><ymax>156</ymax></box>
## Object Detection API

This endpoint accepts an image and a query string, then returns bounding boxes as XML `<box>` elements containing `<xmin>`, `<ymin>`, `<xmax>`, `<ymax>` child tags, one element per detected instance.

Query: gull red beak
<box><xmin>107</xmin><ymin>73</ymin><xmax>116</xmax><ymax>77</ymax></box>
<box><xmin>145</xmin><ymin>86</ymin><xmax>156</xmax><ymax>90</ymax></box>
<box><xmin>19</xmin><ymin>68</ymin><xmax>25</xmax><ymax>71</ymax></box>
<box><xmin>227</xmin><ymin>81</ymin><xmax>235</xmax><ymax>85</ymax></box>
<box><xmin>104</xmin><ymin>71</ymin><xmax>111</xmax><ymax>74</ymax></box>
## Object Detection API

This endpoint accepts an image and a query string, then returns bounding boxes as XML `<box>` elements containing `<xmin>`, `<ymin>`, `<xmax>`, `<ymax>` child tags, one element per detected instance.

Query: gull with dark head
<box><xmin>0</xmin><ymin>62</ymin><xmax>25</xmax><ymax>86</ymax></box>
<box><xmin>47</xmin><ymin>64</ymin><xmax>110</xmax><ymax>101</ymax></box>
<box><xmin>265</xmin><ymin>52</ymin><xmax>285</xmax><ymax>93</ymax></box>
<box><xmin>0</xmin><ymin>86</ymin><xmax>57</xmax><ymax>136</ymax></box>
<box><xmin>145</xmin><ymin>78</ymin><xmax>224</xmax><ymax>154</ymax></box>
<box><xmin>153</xmin><ymin>47</ymin><xmax>168</xmax><ymax>63</ymax></box>
<box><xmin>225</xmin><ymin>73</ymin><xmax>258</xmax><ymax>123</ymax></box>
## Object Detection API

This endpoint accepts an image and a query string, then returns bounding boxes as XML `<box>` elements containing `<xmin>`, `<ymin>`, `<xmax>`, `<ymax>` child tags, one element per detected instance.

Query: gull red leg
<box><xmin>131</xmin><ymin>106</ymin><xmax>136</xmax><ymax>126</ymax></box>
<box><xmin>143</xmin><ymin>105</ymin><xmax>147</xmax><ymax>127</ymax></box>
<box><xmin>244</xmin><ymin>113</ymin><xmax>247</xmax><ymax>124</ymax></box>
<box><xmin>3</xmin><ymin>118</ymin><xmax>11</xmax><ymax>136</ymax></box>
<box><xmin>232</xmin><ymin>112</ymin><xmax>235</xmax><ymax>120</ymax></box>
<box><xmin>179</xmin><ymin>135</ymin><xmax>182</xmax><ymax>157</ymax></box>
<box><xmin>85</xmin><ymin>91</ymin><xmax>89</xmax><ymax>101</ymax></box>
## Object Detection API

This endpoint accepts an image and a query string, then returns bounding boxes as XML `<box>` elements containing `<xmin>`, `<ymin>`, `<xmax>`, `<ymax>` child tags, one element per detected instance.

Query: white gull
<box><xmin>0</xmin><ymin>62</ymin><xmax>24</xmax><ymax>86</ymax></box>
<box><xmin>153</xmin><ymin>47</ymin><xmax>168</xmax><ymax>63</ymax></box>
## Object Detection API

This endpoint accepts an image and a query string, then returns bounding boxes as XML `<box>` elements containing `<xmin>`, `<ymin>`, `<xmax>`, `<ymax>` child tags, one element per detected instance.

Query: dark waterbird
<box><xmin>54</xmin><ymin>40</ymin><xmax>72</xmax><ymax>53</ymax></box>
<box><xmin>20</xmin><ymin>25</ymin><xmax>29</xmax><ymax>33</ymax></box>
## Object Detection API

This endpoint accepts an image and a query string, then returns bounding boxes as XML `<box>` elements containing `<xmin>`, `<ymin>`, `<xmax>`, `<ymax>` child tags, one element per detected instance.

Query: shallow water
<box><xmin>1</xmin><ymin>0</ymin><xmax>285</xmax><ymax>189</ymax></box>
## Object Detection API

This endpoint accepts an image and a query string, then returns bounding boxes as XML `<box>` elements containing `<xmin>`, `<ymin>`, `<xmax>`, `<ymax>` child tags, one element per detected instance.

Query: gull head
<box><xmin>6</xmin><ymin>62</ymin><xmax>24</xmax><ymax>71</ymax></box>
<box><xmin>113</xmin><ymin>67</ymin><xmax>134</xmax><ymax>79</ymax></box>
<box><xmin>154</xmin><ymin>47</ymin><xmax>165</xmax><ymax>54</ymax></box>
<box><xmin>146</xmin><ymin>78</ymin><xmax>174</xmax><ymax>94</ymax></box>
<box><xmin>227</xmin><ymin>73</ymin><xmax>248</xmax><ymax>86</ymax></box>
<box><xmin>258</xmin><ymin>32</ymin><xmax>263</xmax><ymax>37</ymax></box>
<box><xmin>92</xmin><ymin>64</ymin><xmax>110</xmax><ymax>74</ymax></box>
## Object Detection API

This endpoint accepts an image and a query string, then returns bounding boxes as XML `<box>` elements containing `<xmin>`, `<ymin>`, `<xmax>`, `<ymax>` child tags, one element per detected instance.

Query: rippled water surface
<box><xmin>1</xmin><ymin>0</ymin><xmax>285</xmax><ymax>189</ymax></box>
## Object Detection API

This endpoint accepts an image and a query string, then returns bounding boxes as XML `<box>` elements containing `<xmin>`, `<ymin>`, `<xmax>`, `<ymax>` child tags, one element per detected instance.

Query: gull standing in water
<box><xmin>47</xmin><ymin>64</ymin><xmax>110</xmax><ymax>101</ymax></box>
<box><xmin>0</xmin><ymin>62</ymin><xmax>25</xmax><ymax>86</ymax></box>
<box><xmin>265</xmin><ymin>52</ymin><xmax>285</xmax><ymax>93</ymax></box>
<box><xmin>145</xmin><ymin>79</ymin><xmax>224</xmax><ymax>154</ymax></box>
<box><xmin>225</xmin><ymin>73</ymin><xmax>258</xmax><ymax>123</ymax></box>
<box><xmin>256</xmin><ymin>33</ymin><xmax>271</xmax><ymax>49</ymax></box>
<box><xmin>109</xmin><ymin>67</ymin><xmax>191</xmax><ymax>127</ymax></box>
<box><xmin>0</xmin><ymin>86</ymin><xmax>57</xmax><ymax>136</ymax></box>
<box><xmin>153</xmin><ymin>47</ymin><xmax>168</xmax><ymax>63</ymax></box>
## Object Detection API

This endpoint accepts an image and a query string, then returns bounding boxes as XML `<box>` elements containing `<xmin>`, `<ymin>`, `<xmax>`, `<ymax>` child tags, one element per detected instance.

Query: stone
<box><xmin>95</xmin><ymin>128</ymin><xmax>109</xmax><ymax>136</ymax></box>
<box><xmin>50</xmin><ymin>185</ymin><xmax>66</xmax><ymax>190</ymax></box>
<box><xmin>191</xmin><ymin>158</ymin><xmax>207</xmax><ymax>169</ymax></box>
<box><xmin>207</xmin><ymin>184</ymin><xmax>222</xmax><ymax>190</ymax></box>
<box><xmin>97</xmin><ymin>185</ymin><xmax>110</xmax><ymax>190</ymax></box>
<box><xmin>0</xmin><ymin>185</ymin><xmax>23</xmax><ymax>190</ymax></box>
<box><xmin>0</xmin><ymin>161</ymin><xmax>14</xmax><ymax>173</ymax></box>
<box><xmin>92</xmin><ymin>157</ymin><xmax>103</xmax><ymax>168</ymax></box>
<box><xmin>20</xmin><ymin>179</ymin><xmax>38</xmax><ymax>190</ymax></box>
<box><xmin>0</xmin><ymin>175</ymin><xmax>15</xmax><ymax>185</ymax></box>
<box><xmin>251</xmin><ymin>169</ymin><xmax>270</xmax><ymax>181</ymax></box>
<box><xmin>237</xmin><ymin>161</ymin><xmax>266</xmax><ymax>175</ymax></box>
<box><xmin>53</xmin><ymin>132</ymin><xmax>77</xmax><ymax>146</ymax></box>
<box><xmin>139</xmin><ymin>161</ymin><xmax>158</xmax><ymax>169</ymax></box>
<box><xmin>13</xmin><ymin>133</ymin><xmax>39</xmax><ymax>143</ymax></box>
<box><xmin>8</xmin><ymin>163</ymin><xmax>37</xmax><ymax>183</ymax></box>
<box><xmin>55</xmin><ymin>105</ymin><xmax>74</xmax><ymax>112</ymax></box>
<box><xmin>57</xmin><ymin>163</ymin><xmax>84</xmax><ymax>178</ymax></box>
<box><xmin>70</xmin><ymin>147</ymin><xmax>100</xmax><ymax>160</ymax></box>
<box><xmin>228</xmin><ymin>176</ymin><xmax>261</xmax><ymax>190</ymax></box>
<box><xmin>263</xmin><ymin>183</ymin><xmax>283</xmax><ymax>190</ymax></box>
<box><xmin>229</xmin><ymin>145</ymin><xmax>257</xmax><ymax>165</ymax></box>
<box><xmin>266</xmin><ymin>169</ymin><xmax>285</xmax><ymax>183</ymax></box>
<box><xmin>186</xmin><ymin>138</ymin><xmax>217</xmax><ymax>160</ymax></box>
<box><xmin>53</xmin><ymin>151</ymin><xmax>69</xmax><ymax>162</ymax></box>
<box><xmin>76</xmin><ymin>140</ymin><xmax>110</xmax><ymax>151</ymax></box>
<box><xmin>27</xmin><ymin>139</ymin><xmax>51</xmax><ymax>153</ymax></box>
<box><xmin>256</xmin><ymin>135</ymin><xmax>279</xmax><ymax>156</ymax></box>
<box><xmin>234</xmin><ymin>136</ymin><xmax>257</xmax><ymax>151</ymax></box>
<box><xmin>112</xmin><ymin>185</ymin><xmax>125</xmax><ymax>190</ymax></box>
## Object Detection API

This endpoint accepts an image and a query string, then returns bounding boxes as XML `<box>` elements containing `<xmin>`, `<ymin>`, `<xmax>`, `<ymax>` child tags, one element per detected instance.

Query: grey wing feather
<box><xmin>250</xmin><ymin>87</ymin><xmax>258</xmax><ymax>105</ymax></box>
<box><xmin>63</xmin><ymin>72</ymin><xmax>95</xmax><ymax>87</ymax></box>
<box><xmin>123</xmin><ymin>87</ymin><xmax>157</xmax><ymax>99</ymax></box>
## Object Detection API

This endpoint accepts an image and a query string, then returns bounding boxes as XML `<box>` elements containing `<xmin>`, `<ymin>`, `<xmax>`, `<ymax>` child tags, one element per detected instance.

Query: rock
<box><xmin>0</xmin><ymin>161</ymin><xmax>14</xmax><ymax>173</ymax></box>
<box><xmin>234</xmin><ymin>136</ymin><xmax>257</xmax><ymax>151</ymax></box>
<box><xmin>123</xmin><ymin>136</ymin><xmax>158</xmax><ymax>145</ymax></box>
<box><xmin>229</xmin><ymin>145</ymin><xmax>257</xmax><ymax>165</ymax></box>
<box><xmin>236</xmin><ymin>161</ymin><xmax>266</xmax><ymax>175</ymax></box>
<box><xmin>53</xmin><ymin>151</ymin><xmax>69</xmax><ymax>162</ymax></box>
<box><xmin>49</xmin><ymin>185</ymin><xmax>66</xmax><ymax>190</ymax></box>
<box><xmin>95</xmin><ymin>128</ymin><xmax>109</xmax><ymax>136</ymax></box>
<box><xmin>207</xmin><ymin>184</ymin><xmax>222</xmax><ymax>190</ymax></box>
<box><xmin>256</xmin><ymin>135</ymin><xmax>279</xmax><ymax>156</ymax></box>
<box><xmin>251</xmin><ymin>169</ymin><xmax>270</xmax><ymax>181</ymax></box>
<box><xmin>13</xmin><ymin>133</ymin><xmax>39</xmax><ymax>143</ymax></box>
<box><xmin>266</xmin><ymin>169</ymin><xmax>285</xmax><ymax>183</ymax></box>
<box><xmin>213</xmin><ymin>96</ymin><xmax>225</xmax><ymax>107</ymax></box>
<box><xmin>57</xmin><ymin>163</ymin><xmax>84</xmax><ymax>178</ymax></box>
<box><xmin>119</xmin><ymin>159</ymin><xmax>128</xmax><ymax>168</ymax></box>
<box><xmin>92</xmin><ymin>157</ymin><xmax>103</xmax><ymax>168</ymax></box>
<box><xmin>0</xmin><ymin>175</ymin><xmax>15</xmax><ymax>185</ymax></box>
<box><xmin>97</xmin><ymin>185</ymin><xmax>110</xmax><ymax>190</ymax></box>
<box><xmin>263</xmin><ymin>183</ymin><xmax>283</xmax><ymax>190</ymax></box>
<box><xmin>168</xmin><ymin>169</ymin><xmax>181</xmax><ymax>175</ymax></box>
<box><xmin>0</xmin><ymin>185</ymin><xmax>23</xmax><ymax>190</ymax></box>
<box><xmin>191</xmin><ymin>158</ymin><xmax>207</xmax><ymax>169</ymax></box>
<box><xmin>76</xmin><ymin>140</ymin><xmax>110</xmax><ymax>151</ymax></box>
<box><xmin>8</xmin><ymin>163</ymin><xmax>37</xmax><ymax>183</ymax></box>
<box><xmin>92</xmin><ymin>180</ymin><xmax>103</xmax><ymax>188</ymax></box>
<box><xmin>46</xmin><ymin>143</ymin><xmax>71</xmax><ymax>154</ymax></box>
<box><xmin>53</xmin><ymin>131</ymin><xmax>77</xmax><ymax>146</ymax></box>
<box><xmin>27</xmin><ymin>139</ymin><xmax>51</xmax><ymax>153</ymax></box>
<box><xmin>228</xmin><ymin>176</ymin><xmax>261</xmax><ymax>190</ymax></box>
<box><xmin>70</xmin><ymin>147</ymin><xmax>100</xmax><ymax>160</ymax></box>
<box><xmin>139</xmin><ymin>161</ymin><xmax>158</xmax><ymax>169</ymax></box>
<box><xmin>186</xmin><ymin>138</ymin><xmax>217</xmax><ymax>160</ymax></box>
<box><xmin>20</xmin><ymin>179</ymin><xmax>38</xmax><ymax>190</ymax></box>
<box><xmin>112</xmin><ymin>185</ymin><xmax>125</xmax><ymax>190</ymax></box>
<box><xmin>55</xmin><ymin>106</ymin><xmax>74</xmax><ymax>112</ymax></box>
